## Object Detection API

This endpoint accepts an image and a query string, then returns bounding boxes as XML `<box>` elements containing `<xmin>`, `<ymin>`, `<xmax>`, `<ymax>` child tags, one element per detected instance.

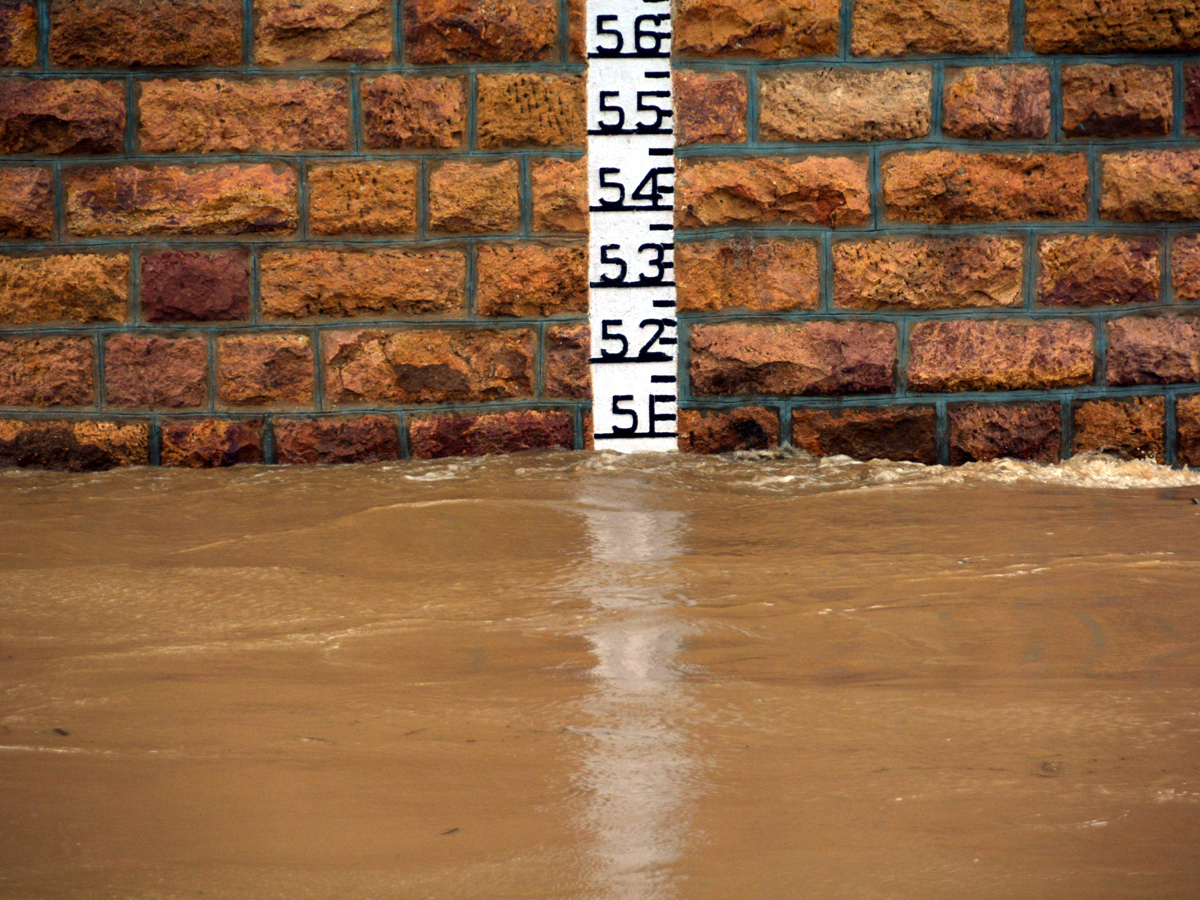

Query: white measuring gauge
<box><xmin>587</xmin><ymin>0</ymin><xmax>678</xmax><ymax>453</ymax></box>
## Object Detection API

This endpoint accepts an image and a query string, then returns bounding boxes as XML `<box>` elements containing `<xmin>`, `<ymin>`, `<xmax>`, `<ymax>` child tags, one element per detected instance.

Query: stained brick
<box><xmin>161</xmin><ymin>419</ymin><xmax>263</xmax><ymax>467</ymax></box>
<box><xmin>308</xmin><ymin>162</ymin><xmax>418</xmax><ymax>236</ymax></box>
<box><xmin>218</xmin><ymin>334</ymin><xmax>314</xmax><ymax>406</ymax></box>
<box><xmin>1178</xmin><ymin>394</ymin><xmax>1200</xmax><ymax>467</ymax></box>
<box><xmin>676</xmin><ymin>239</ymin><xmax>820</xmax><ymax>312</ymax></box>
<box><xmin>0</xmin><ymin>167</ymin><xmax>53</xmax><ymax>239</ymax></box>
<box><xmin>428</xmin><ymin>159</ymin><xmax>520</xmax><ymax>234</ymax></box>
<box><xmin>908</xmin><ymin>320</ymin><xmax>1094</xmax><ymax>391</ymax></box>
<box><xmin>1062</xmin><ymin>65</ymin><xmax>1173</xmax><ymax>139</ymax></box>
<box><xmin>531</xmin><ymin>157</ymin><xmax>587</xmax><ymax>233</ymax></box>
<box><xmin>949</xmin><ymin>403</ymin><xmax>1062</xmax><ymax>464</ymax></box>
<box><xmin>544</xmin><ymin>324</ymin><xmax>589</xmax><ymax>400</ymax></box>
<box><xmin>852</xmin><ymin>0</ymin><xmax>1010</xmax><ymax>56</ymax></box>
<box><xmin>679</xmin><ymin>408</ymin><xmax>780</xmax><ymax>454</ymax></box>
<box><xmin>1037</xmin><ymin>235</ymin><xmax>1160</xmax><ymax>307</ymax></box>
<box><xmin>140</xmin><ymin>250</ymin><xmax>250</xmax><ymax>323</ymax></box>
<box><xmin>942</xmin><ymin>66</ymin><xmax>1050</xmax><ymax>140</ymax></box>
<box><xmin>477</xmin><ymin>74</ymin><xmax>585</xmax><ymax>150</ymax></box>
<box><xmin>1026</xmin><ymin>0</ymin><xmax>1200</xmax><ymax>53</ymax></box>
<box><xmin>1106</xmin><ymin>317</ymin><xmax>1200</xmax><ymax>386</ymax></box>
<box><xmin>1073</xmin><ymin>397</ymin><xmax>1165</xmax><ymax>462</ymax></box>
<box><xmin>275</xmin><ymin>415</ymin><xmax>398</xmax><ymax>464</ymax></box>
<box><xmin>0</xmin><ymin>336</ymin><xmax>94</xmax><ymax>406</ymax></box>
<box><xmin>50</xmin><ymin>0</ymin><xmax>243</xmax><ymax>68</ymax></box>
<box><xmin>0</xmin><ymin>419</ymin><xmax>148</xmax><ymax>470</ymax></box>
<box><xmin>759</xmin><ymin>68</ymin><xmax>932</xmax><ymax>143</ymax></box>
<box><xmin>0</xmin><ymin>253</ymin><xmax>128</xmax><ymax>324</ymax></box>
<box><xmin>409</xmin><ymin>409</ymin><xmax>572</xmax><ymax>458</ymax></box>
<box><xmin>1101</xmin><ymin>151</ymin><xmax>1200</xmax><ymax>222</ymax></box>
<box><xmin>0</xmin><ymin>79</ymin><xmax>125</xmax><ymax>154</ymax></box>
<box><xmin>675</xmin><ymin>0</ymin><xmax>840</xmax><ymax>58</ymax></box>
<box><xmin>253</xmin><ymin>0</ymin><xmax>391</xmax><ymax>65</ymax></box>
<box><xmin>105</xmin><ymin>335</ymin><xmax>208</xmax><ymax>409</ymax></box>
<box><xmin>476</xmin><ymin>243</ymin><xmax>587</xmax><ymax>317</ymax></box>
<box><xmin>675</xmin><ymin>71</ymin><xmax>747</xmax><ymax>146</ymax></box>
<box><xmin>792</xmin><ymin>406</ymin><xmax>937</xmax><ymax>464</ymax></box>
<box><xmin>404</xmin><ymin>0</ymin><xmax>555</xmax><ymax>64</ymax></box>
<box><xmin>0</xmin><ymin>2</ymin><xmax>38</xmax><ymax>67</ymax></box>
<box><xmin>361</xmin><ymin>75</ymin><xmax>465</xmax><ymax>150</ymax></box>
<box><xmin>1173</xmin><ymin>234</ymin><xmax>1200</xmax><ymax>302</ymax></box>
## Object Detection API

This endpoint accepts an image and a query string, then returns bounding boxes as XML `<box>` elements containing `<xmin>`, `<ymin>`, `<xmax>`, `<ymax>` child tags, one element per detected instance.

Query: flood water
<box><xmin>2</xmin><ymin>451</ymin><xmax>1200</xmax><ymax>899</ymax></box>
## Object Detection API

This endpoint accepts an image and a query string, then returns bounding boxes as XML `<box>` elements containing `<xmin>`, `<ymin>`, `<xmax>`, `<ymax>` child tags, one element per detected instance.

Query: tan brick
<box><xmin>476</xmin><ymin>243</ymin><xmax>587</xmax><ymax>317</ymax></box>
<box><xmin>0</xmin><ymin>3</ymin><xmax>37</xmax><ymax>67</ymax></box>
<box><xmin>253</xmin><ymin>0</ymin><xmax>391</xmax><ymax>65</ymax></box>
<box><xmin>0</xmin><ymin>253</ymin><xmax>128</xmax><ymax>324</ymax></box>
<box><xmin>1037</xmin><ymin>235</ymin><xmax>1160</xmax><ymax>307</ymax></box>
<box><xmin>361</xmin><ymin>75</ymin><xmax>465</xmax><ymax>149</ymax></box>
<box><xmin>0</xmin><ymin>336</ymin><xmax>94</xmax><ymax>406</ymax></box>
<box><xmin>218</xmin><ymin>334</ymin><xmax>314</xmax><ymax>406</ymax></box>
<box><xmin>1073</xmin><ymin>397</ymin><xmax>1165</xmax><ymax>462</ymax></box>
<box><xmin>409</xmin><ymin>409</ymin><xmax>572</xmax><ymax>458</ymax></box>
<box><xmin>942</xmin><ymin>66</ymin><xmax>1050</xmax><ymax>140</ymax></box>
<box><xmin>0</xmin><ymin>167</ymin><xmax>53</xmax><ymax>239</ymax></box>
<box><xmin>1178</xmin><ymin>394</ymin><xmax>1200</xmax><ymax>467</ymax></box>
<box><xmin>1062</xmin><ymin>65</ymin><xmax>1173</xmax><ymax>139</ymax></box>
<box><xmin>0</xmin><ymin>419</ymin><xmax>148</xmax><ymax>470</ymax></box>
<box><xmin>1101</xmin><ymin>151</ymin><xmax>1200</xmax><ymax>222</ymax></box>
<box><xmin>544</xmin><ymin>324</ymin><xmax>589</xmax><ymax>400</ymax></box>
<box><xmin>323</xmin><ymin>328</ymin><xmax>534</xmax><ymax>404</ymax></box>
<box><xmin>680</xmin><ymin>407</ymin><xmax>780</xmax><ymax>454</ymax></box>
<box><xmin>677</xmin><ymin>156</ymin><xmax>870</xmax><ymax>229</ymax></box>
<box><xmin>675</xmin><ymin>71</ymin><xmax>747</xmax><ymax>146</ymax></box>
<box><xmin>759</xmin><ymin>68</ymin><xmax>932</xmax><ymax>142</ymax></box>
<box><xmin>1107</xmin><ymin>317</ymin><xmax>1200</xmax><ymax>386</ymax></box>
<box><xmin>308</xmin><ymin>162</ymin><xmax>417</xmax><ymax>236</ymax></box>
<box><xmin>792</xmin><ymin>406</ymin><xmax>937</xmax><ymax>464</ymax></box>
<box><xmin>676</xmin><ymin>239</ymin><xmax>819</xmax><ymax>312</ymax></box>
<box><xmin>1173</xmin><ymin>235</ymin><xmax>1200</xmax><ymax>302</ymax></box>
<box><xmin>404</xmin><ymin>0</ymin><xmax>555</xmax><ymax>63</ymax></box>
<box><xmin>834</xmin><ymin>236</ymin><xmax>1024</xmax><ymax>310</ymax></box>
<box><xmin>883</xmin><ymin>151</ymin><xmax>1089</xmax><ymax>223</ymax></box>
<box><xmin>0</xmin><ymin>79</ymin><xmax>125</xmax><ymax>154</ymax></box>
<box><xmin>852</xmin><ymin>0</ymin><xmax>1010</xmax><ymax>56</ymax></box>
<box><xmin>1026</xmin><ymin>0</ymin><xmax>1200</xmax><ymax>53</ymax></box>
<box><xmin>476</xmin><ymin>74</ymin><xmax>585</xmax><ymax>150</ymax></box>
<box><xmin>531</xmin><ymin>156</ymin><xmax>587</xmax><ymax>233</ymax></box>
<box><xmin>161</xmin><ymin>419</ymin><xmax>263</xmax><ymax>467</ymax></box>
<box><xmin>949</xmin><ymin>403</ymin><xmax>1061</xmax><ymax>464</ymax></box>
<box><xmin>50</xmin><ymin>0</ymin><xmax>243</xmax><ymax>67</ymax></box>
<box><xmin>428</xmin><ymin>159</ymin><xmax>520</xmax><ymax>234</ymax></box>
<box><xmin>105</xmin><ymin>335</ymin><xmax>208</xmax><ymax>409</ymax></box>
<box><xmin>909</xmin><ymin>320</ymin><xmax>1094</xmax><ymax>391</ymax></box>
<box><xmin>675</xmin><ymin>0</ymin><xmax>839</xmax><ymax>58</ymax></box>
<box><xmin>260</xmin><ymin>248</ymin><xmax>465</xmax><ymax>319</ymax></box>
<box><xmin>275</xmin><ymin>415</ymin><xmax>398</xmax><ymax>464</ymax></box>
<box><xmin>141</xmin><ymin>250</ymin><xmax>250</xmax><ymax>323</ymax></box>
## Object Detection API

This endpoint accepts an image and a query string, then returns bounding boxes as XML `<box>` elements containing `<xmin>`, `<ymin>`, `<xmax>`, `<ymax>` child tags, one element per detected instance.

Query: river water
<box><xmin>1</xmin><ymin>451</ymin><xmax>1199</xmax><ymax>899</ymax></box>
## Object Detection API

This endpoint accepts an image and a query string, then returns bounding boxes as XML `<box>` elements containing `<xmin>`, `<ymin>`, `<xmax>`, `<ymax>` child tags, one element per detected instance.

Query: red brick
<box><xmin>675</xmin><ymin>71</ymin><xmax>747</xmax><ymax>146</ymax></box>
<box><xmin>1026</xmin><ymin>0</ymin><xmax>1200</xmax><ymax>53</ymax></box>
<box><xmin>141</xmin><ymin>250</ymin><xmax>249</xmax><ymax>323</ymax></box>
<box><xmin>531</xmin><ymin>156</ymin><xmax>587</xmax><ymax>233</ymax></box>
<box><xmin>50</xmin><ymin>0</ymin><xmax>243</xmax><ymax>67</ymax></box>
<box><xmin>676</xmin><ymin>239</ymin><xmax>820</xmax><ymax>312</ymax></box>
<box><xmin>1101</xmin><ymin>151</ymin><xmax>1200</xmax><ymax>222</ymax></box>
<box><xmin>404</xmin><ymin>0</ymin><xmax>555</xmax><ymax>63</ymax></box>
<box><xmin>1178</xmin><ymin>394</ymin><xmax>1200</xmax><ymax>467</ymax></box>
<box><xmin>1188</xmin><ymin>65</ymin><xmax>1200</xmax><ymax>136</ymax></box>
<box><xmin>792</xmin><ymin>406</ymin><xmax>937</xmax><ymax>464</ymax></box>
<box><xmin>0</xmin><ymin>419</ymin><xmax>148</xmax><ymax>470</ymax></box>
<box><xmin>1037</xmin><ymin>235</ymin><xmax>1160</xmax><ymax>307</ymax></box>
<box><xmin>759</xmin><ymin>68</ymin><xmax>932</xmax><ymax>142</ymax></box>
<box><xmin>0</xmin><ymin>79</ymin><xmax>125</xmax><ymax>155</ymax></box>
<box><xmin>942</xmin><ymin>66</ymin><xmax>1050</xmax><ymax>140</ymax></box>
<box><xmin>1062</xmin><ymin>65</ymin><xmax>1173</xmax><ymax>139</ymax></box>
<box><xmin>476</xmin><ymin>74</ymin><xmax>585</xmax><ymax>150</ymax></box>
<box><xmin>275</xmin><ymin>415</ymin><xmax>398</xmax><ymax>464</ymax></box>
<box><xmin>476</xmin><ymin>243</ymin><xmax>587</xmax><ymax>317</ymax></box>
<box><xmin>361</xmin><ymin>75</ymin><xmax>465</xmax><ymax>149</ymax></box>
<box><xmin>949</xmin><ymin>403</ymin><xmax>1061</xmax><ymax>465</ymax></box>
<box><xmin>1173</xmin><ymin>234</ymin><xmax>1200</xmax><ymax>302</ymax></box>
<box><xmin>104</xmin><ymin>335</ymin><xmax>208</xmax><ymax>409</ymax></box>
<box><xmin>1106</xmin><ymin>317</ymin><xmax>1200</xmax><ymax>386</ymax></box>
<box><xmin>1073</xmin><ymin>397</ymin><xmax>1165</xmax><ymax>462</ymax></box>
<box><xmin>428</xmin><ymin>159</ymin><xmax>520</xmax><ymax>234</ymax></box>
<box><xmin>0</xmin><ymin>336</ymin><xmax>94</xmax><ymax>406</ymax></box>
<box><xmin>161</xmin><ymin>419</ymin><xmax>263</xmax><ymax>467</ymax></box>
<box><xmin>218</xmin><ymin>334</ymin><xmax>314</xmax><ymax>406</ymax></box>
<box><xmin>409</xmin><ymin>409</ymin><xmax>572</xmax><ymax>458</ymax></box>
<box><xmin>544</xmin><ymin>324</ymin><xmax>589</xmax><ymax>400</ymax></box>
<box><xmin>308</xmin><ymin>162</ymin><xmax>418</xmax><ymax>236</ymax></box>
<box><xmin>679</xmin><ymin>407</ymin><xmax>779</xmax><ymax>454</ymax></box>
<box><xmin>253</xmin><ymin>0</ymin><xmax>391</xmax><ymax>65</ymax></box>
<box><xmin>0</xmin><ymin>253</ymin><xmax>128</xmax><ymax>324</ymax></box>
<box><xmin>675</xmin><ymin>0</ymin><xmax>839</xmax><ymax>58</ymax></box>
<box><xmin>852</xmin><ymin>0</ymin><xmax>1010</xmax><ymax>56</ymax></box>
<box><xmin>0</xmin><ymin>167</ymin><xmax>53</xmax><ymax>239</ymax></box>
<box><xmin>909</xmin><ymin>320</ymin><xmax>1094</xmax><ymax>391</ymax></box>
<box><xmin>0</xmin><ymin>2</ymin><xmax>38</xmax><ymax>68</ymax></box>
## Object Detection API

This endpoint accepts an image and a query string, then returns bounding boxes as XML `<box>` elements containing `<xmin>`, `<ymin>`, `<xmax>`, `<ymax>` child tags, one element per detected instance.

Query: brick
<box><xmin>66</xmin><ymin>164</ymin><xmax>298</xmax><ymax>236</ymax></box>
<box><xmin>909</xmin><ymin>320</ymin><xmax>1094</xmax><ymax>391</ymax></box>
<box><xmin>792</xmin><ymin>406</ymin><xmax>937</xmax><ymax>464</ymax></box>
<box><xmin>883</xmin><ymin>151</ymin><xmax>1089</xmax><ymax>223</ymax></box>
<box><xmin>949</xmin><ymin>403</ymin><xmax>1062</xmax><ymax>465</ymax></box>
<box><xmin>361</xmin><ymin>75</ymin><xmax>465</xmax><ymax>149</ymax></box>
<box><xmin>1062</xmin><ymin>65</ymin><xmax>1173</xmax><ymax>139</ymax></box>
<box><xmin>0</xmin><ymin>79</ymin><xmax>125</xmax><ymax>155</ymax></box>
<box><xmin>323</xmin><ymin>328</ymin><xmax>533</xmax><ymax>404</ymax></box>
<box><xmin>833</xmin><ymin>237</ymin><xmax>1024</xmax><ymax>310</ymax></box>
<box><xmin>675</xmin><ymin>71</ymin><xmax>747</xmax><ymax>146</ymax></box>
<box><xmin>675</xmin><ymin>0</ymin><xmax>839</xmax><ymax>58</ymax></box>
<box><xmin>1173</xmin><ymin>235</ymin><xmax>1200</xmax><ymax>302</ymax></box>
<box><xmin>544</xmin><ymin>324</ymin><xmax>589</xmax><ymax>400</ymax></box>
<box><xmin>1073</xmin><ymin>397</ymin><xmax>1165</xmax><ymax>462</ymax></box>
<box><xmin>852</xmin><ymin>0</ymin><xmax>1010</xmax><ymax>56</ymax></box>
<box><xmin>676</xmin><ymin>239</ymin><xmax>820</xmax><ymax>312</ymax></box>
<box><xmin>0</xmin><ymin>336</ymin><xmax>93</xmax><ymax>406</ymax></box>
<box><xmin>275</xmin><ymin>415</ymin><xmax>398</xmax><ymax>464</ymax></box>
<box><xmin>308</xmin><ymin>162</ymin><xmax>417</xmax><ymax>236</ymax></box>
<box><xmin>531</xmin><ymin>157</ymin><xmax>587</xmax><ymax>233</ymax></box>
<box><xmin>261</xmin><ymin>248</ymin><xmax>463</xmax><ymax>320</ymax></box>
<box><xmin>141</xmin><ymin>250</ymin><xmax>250</xmax><ymax>323</ymax></box>
<box><xmin>679</xmin><ymin>407</ymin><xmax>780</xmax><ymax>454</ymax></box>
<box><xmin>50</xmin><ymin>0</ymin><xmax>243</xmax><ymax>67</ymax></box>
<box><xmin>0</xmin><ymin>167</ymin><xmax>53</xmax><ymax>239</ymax></box>
<box><xmin>409</xmin><ymin>409</ymin><xmax>572</xmax><ymax>459</ymax></box>
<box><xmin>476</xmin><ymin>243</ymin><xmax>587</xmax><ymax>317</ymax></box>
<box><xmin>1037</xmin><ymin>235</ymin><xmax>1159</xmax><ymax>307</ymax></box>
<box><xmin>1106</xmin><ymin>317</ymin><xmax>1200</xmax><ymax>386</ymax></box>
<box><xmin>759</xmin><ymin>68</ymin><xmax>932</xmax><ymax>143</ymax></box>
<box><xmin>1101</xmin><ymin>151</ymin><xmax>1200</xmax><ymax>222</ymax></box>
<box><xmin>104</xmin><ymin>335</ymin><xmax>208</xmax><ymax>409</ymax></box>
<box><xmin>1178</xmin><ymin>394</ymin><xmax>1200</xmax><ymax>467</ymax></box>
<box><xmin>0</xmin><ymin>2</ymin><xmax>37</xmax><ymax>67</ymax></box>
<box><xmin>1188</xmin><ymin>65</ymin><xmax>1200</xmax><ymax>135</ymax></box>
<box><xmin>942</xmin><ymin>66</ymin><xmax>1050</xmax><ymax>140</ymax></box>
<box><xmin>0</xmin><ymin>253</ymin><xmax>128</xmax><ymax>324</ymax></box>
<box><xmin>0</xmin><ymin>419</ymin><xmax>147</xmax><ymax>470</ymax></box>
<box><xmin>1026</xmin><ymin>0</ymin><xmax>1200</xmax><ymax>53</ymax></box>
<box><xmin>477</xmin><ymin>74</ymin><xmax>585</xmax><ymax>150</ymax></box>
<box><xmin>218</xmin><ymin>334</ymin><xmax>314</xmax><ymax>406</ymax></box>
<box><xmin>677</xmin><ymin>156</ymin><xmax>870</xmax><ymax>229</ymax></box>
<box><xmin>253</xmin><ymin>0</ymin><xmax>391</xmax><ymax>65</ymax></box>
<box><xmin>161</xmin><ymin>419</ymin><xmax>263</xmax><ymax>467</ymax></box>
<box><xmin>404</xmin><ymin>0</ymin><xmax>555</xmax><ymax>63</ymax></box>
<box><xmin>689</xmin><ymin>322</ymin><xmax>896</xmax><ymax>397</ymax></box>
<box><xmin>428</xmin><ymin>159</ymin><xmax>520</xmax><ymax>234</ymax></box>
<box><xmin>567</xmin><ymin>0</ymin><xmax>583</xmax><ymax>60</ymax></box>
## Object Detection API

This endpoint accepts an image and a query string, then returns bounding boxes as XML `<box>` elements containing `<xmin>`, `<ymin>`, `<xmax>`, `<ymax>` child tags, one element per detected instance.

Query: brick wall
<box><xmin>1</xmin><ymin>0</ymin><xmax>1199</xmax><ymax>469</ymax></box>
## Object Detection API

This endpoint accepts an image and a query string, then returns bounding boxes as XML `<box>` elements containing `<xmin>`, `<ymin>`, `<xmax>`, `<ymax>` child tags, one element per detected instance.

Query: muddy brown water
<box><xmin>1</xmin><ymin>451</ymin><xmax>1200</xmax><ymax>899</ymax></box>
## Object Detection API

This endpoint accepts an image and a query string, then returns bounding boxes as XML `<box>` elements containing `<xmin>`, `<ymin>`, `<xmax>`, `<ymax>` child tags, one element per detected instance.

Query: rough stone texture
<box><xmin>404</xmin><ymin>0</ymin><xmax>555</xmax><ymax>63</ymax></box>
<box><xmin>0</xmin><ymin>419</ymin><xmax>148</xmax><ymax>470</ymax></box>
<box><xmin>949</xmin><ymin>403</ymin><xmax>1062</xmax><ymax>465</ymax></box>
<box><xmin>544</xmin><ymin>324</ymin><xmax>589</xmax><ymax>400</ymax></box>
<box><xmin>1178</xmin><ymin>394</ymin><xmax>1200</xmax><ymax>467</ymax></box>
<box><xmin>833</xmin><ymin>237</ymin><xmax>1024</xmax><ymax>310</ymax></box>
<box><xmin>942</xmin><ymin>66</ymin><xmax>1050</xmax><ymax>140</ymax></box>
<box><xmin>50</xmin><ymin>0</ymin><xmax>243</xmax><ymax>67</ymax></box>
<box><xmin>1173</xmin><ymin>235</ymin><xmax>1200</xmax><ymax>302</ymax></box>
<box><xmin>675</xmin><ymin>71</ymin><xmax>747</xmax><ymax>146</ymax></box>
<box><xmin>138</xmin><ymin>79</ymin><xmax>349</xmax><ymax>153</ymax></box>
<box><xmin>275</xmin><ymin>415</ymin><xmax>398</xmax><ymax>464</ymax></box>
<box><xmin>852</xmin><ymin>0</ymin><xmax>1010</xmax><ymax>56</ymax></box>
<box><xmin>66</xmin><ymin>164</ymin><xmax>298</xmax><ymax>236</ymax></box>
<box><xmin>679</xmin><ymin>407</ymin><xmax>780</xmax><ymax>454</ymax></box>
<box><xmin>0</xmin><ymin>253</ymin><xmax>128</xmax><ymax>324</ymax></box>
<box><xmin>0</xmin><ymin>167</ymin><xmax>53</xmax><ymax>239</ymax></box>
<box><xmin>0</xmin><ymin>79</ymin><xmax>125</xmax><ymax>155</ymax></box>
<box><xmin>689</xmin><ymin>322</ymin><xmax>896</xmax><ymax>397</ymax></box>
<box><xmin>1106</xmin><ymin>317</ymin><xmax>1200</xmax><ymax>386</ymax></box>
<box><xmin>0</xmin><ymin>337</ymin><xmax>94</xmax><ymax>406</ymax></box>
<box><xmin>676</xmin><ymin>239</ymin><xmax>820</xmax><ymax>312</ymax></box>
<box><xmin>1101</xmin><ymin>151</ymin><xmax>1200</xmax><ymax>222</ymax></box>
<box><xmin>883</xmin><ymin>152</ymin><xmax>1089</xmax><ymax>223</ymax></box>
<box><xmin>675</xmin><ymin>0</ymin><xmax>840</xmax><ymax>58</ymax></box>
<box><xmin>308</xmin><ymin>162</ymin><xmax>418</xmax><ymax>236</ymax></box>
<box><xmin>361</xmin><ymin>75</ymin><xmax>465</xmax><ymax>149</ymax></box>
<box><xmin>1073</xmin><ymin>397</ymin><xmax>1165</xmax><ymax>462</ymax></box>
<box><xmin>908</xmin><ymin>320</ymin><xmax>1094</xmax><ymax>391</ymax></box>
<box><xmin>1037</xmin><ymin>235</ymin><xmax>1160</xmax><ymax>307</ymax></box>
<box><xmin>531</xmin><ymin>156</ymin><xmax>587</xmax><ymax>233</ymax></box>
<box><xmin>0</xmin><ymin>2</ymin><xmax>37</xmax><ymax>67</ymax></box>
<box><xmin>104</xmin><ymin>335</ymin><xmax>208</xmax><ymax>409</ymax></box>
<box><xmin>323</xmin><ymin>328</ymin><xmax>533</xmax><ymax>404</ymax></box>
<box><xmin>1188</xmin><ymin>65</ymin><xmax>1200</xmax><ymax>136</ymax></box>
<box><xmin>218</xmin><ymin>334</ymin><xmax>315</xmax><ymax>406</ymax></box>
<box><xmin>140</xmin><ymin>250</ymin><xmax>250</xmax><ymax>323</ymax></box>
<box><xmin>476</xmin><ymin>243</ymin><xmax>587</xmax><ymax>317</ymax></box>
<box><xmin>477</xmin><ymin>74</ymin><xmax>585</xmax><ymax>150</ymax></box>
<box><xmin>791</xmin><ymin>406</ymin><xmax>937</xmax><ymax>464</ymax></box>
<box><xmin>759</xmin><ymin>68</ymin><xmax>932</xmax><ymax>143</ymax></box>
<box><xmin>428</xmin><ymin>159</ymin><xmax>520</xmax><ymax>233</ymax></box>
<box><xmin>409</xmin><ymin>409</ymin><xmax>572</xmax><ymax>459</ymax></box>
<box><xmin>254</xmin><ymin>0</ymin><xmax>391</xmax><ymax>65</ymax></box>
<box><xmin>1062</xmin><ymin>65</ymin><xmax>1173</xmax><ymax>139</ymax></box>
<box><xmin>1026</xmin><ymin>0</ymin><xmax>1200</xmax><ymax>53</ymax></box>
<box><xmin>260</xmin><ymin>248</ymin><xmax>465</xmax><ymax>319</ymax></box>
<box><xmin>161</xmin><ymin>419</ymin><xmax>263</xmax><ymax>467</ymax></box>
<box><xmin>677</xmin><ymin>156</ymin><xmax>870</xmax><ymax>229</ymax></box>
